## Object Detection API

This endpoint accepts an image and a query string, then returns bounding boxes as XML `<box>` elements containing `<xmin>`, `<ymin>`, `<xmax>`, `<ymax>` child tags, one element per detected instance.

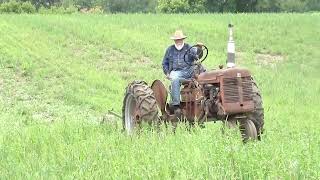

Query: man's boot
<box><xmin>170</xmin><ymin>105</ymin><xmax>181</xmax><ymax>132</ymax></box>
<box><xmin>173</xmin><ymin>105</ymin><xmax>182</xmax><ymax>120</ymax></box>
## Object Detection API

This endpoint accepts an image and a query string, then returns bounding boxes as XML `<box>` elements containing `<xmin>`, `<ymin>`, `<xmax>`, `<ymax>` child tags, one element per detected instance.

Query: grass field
<box><xmin>0</xmin><ymin>13</ymin><xmax>319</xmax><ymax>179</ymax></box>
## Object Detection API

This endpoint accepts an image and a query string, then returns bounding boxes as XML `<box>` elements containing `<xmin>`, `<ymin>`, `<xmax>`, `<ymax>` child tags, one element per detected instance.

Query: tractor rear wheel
<box><xmin>249</xmin><ymin>78</ymin><xmax>264</xmax><ymax>140</ymax></box>
<box><xmin>122</xmin><ymin>80</ymin><xmax>158</xmax><ymax>134</ymax></box>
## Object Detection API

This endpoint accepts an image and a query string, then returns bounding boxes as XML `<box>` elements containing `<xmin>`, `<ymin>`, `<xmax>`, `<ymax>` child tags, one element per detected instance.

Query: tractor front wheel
<box><xmin>225</xmin><ymin>119</ymin><xmax>258</xmax><ymax>142</ymax></box>
<box><xmin>122</xmin><ymin>81</ymin><xmax>158</xmax><ymax>134</ymax></box>
<box><xmin>240</xmin><ymin>119</ymin><xmax>258</xmax><ymax>142</ymax></box>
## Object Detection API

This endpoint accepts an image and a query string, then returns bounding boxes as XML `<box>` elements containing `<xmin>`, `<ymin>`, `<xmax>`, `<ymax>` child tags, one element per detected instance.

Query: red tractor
<box><xmin>122</xmin><ymin>25</ymin><xmax>264</xmax><ymax>141</ymax></box>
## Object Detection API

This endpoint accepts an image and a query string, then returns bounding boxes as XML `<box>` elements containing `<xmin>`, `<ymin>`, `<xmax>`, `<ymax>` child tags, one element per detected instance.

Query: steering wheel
<box><xmin>184</xmin><ymin>44</ymin><xmax>208</xmax><ymax>66</ymax></box>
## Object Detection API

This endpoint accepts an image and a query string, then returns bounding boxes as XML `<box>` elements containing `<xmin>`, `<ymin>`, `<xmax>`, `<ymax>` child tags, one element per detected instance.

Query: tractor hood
<box><xmin>197</xmin><ymin>67</ymin><xmax>252</xmax><ymax>84</ymax></box>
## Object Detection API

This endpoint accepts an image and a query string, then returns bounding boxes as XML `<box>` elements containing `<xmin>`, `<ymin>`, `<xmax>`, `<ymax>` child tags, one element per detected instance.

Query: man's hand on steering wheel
<box><xmin>196</xmin><ymin>42</ymin><xmax>204</xmax><ymax>47</ymax></box>
<box><xmin>183</xmin><ymin>44</ymin><xmax>208</xmax><ymax>66</ymax></box>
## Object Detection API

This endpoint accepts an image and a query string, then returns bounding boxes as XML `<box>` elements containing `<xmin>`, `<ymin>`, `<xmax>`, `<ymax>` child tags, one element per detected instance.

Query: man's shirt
<box><xmin>162</xmin><ymin>43</ymin><xmax>193</xmax><ymax>75</ymax></box>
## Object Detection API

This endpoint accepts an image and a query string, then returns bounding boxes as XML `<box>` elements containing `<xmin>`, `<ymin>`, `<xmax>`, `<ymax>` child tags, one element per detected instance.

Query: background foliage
<box><xmin>0</xmin><ymin>0</ymin><xmax>319</xmax><ymax>13</ymax></box>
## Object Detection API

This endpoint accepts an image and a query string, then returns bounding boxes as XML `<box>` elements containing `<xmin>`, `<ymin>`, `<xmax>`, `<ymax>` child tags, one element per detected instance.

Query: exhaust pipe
<box><xmin>226</xmin><ymin>24</ymin><xmax>235</xmax><ymax>68</ymax></box>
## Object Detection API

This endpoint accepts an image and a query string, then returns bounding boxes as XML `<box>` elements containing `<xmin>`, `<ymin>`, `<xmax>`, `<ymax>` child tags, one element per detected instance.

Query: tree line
<box><xmin>0</xmin><ymin>0</ymin><xmax>319</xmax><ymax>13</ymax></box>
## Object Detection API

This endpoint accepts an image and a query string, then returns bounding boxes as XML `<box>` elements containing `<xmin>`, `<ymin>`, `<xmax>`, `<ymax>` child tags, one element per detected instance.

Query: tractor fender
<box><xmin>151</xmin><ymin>80</ymin><xmax>168</xmax><ymax>116</ymax></box>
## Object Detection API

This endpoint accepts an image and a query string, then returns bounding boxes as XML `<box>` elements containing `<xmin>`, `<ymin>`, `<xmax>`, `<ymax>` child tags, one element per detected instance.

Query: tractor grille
<box><xmin>242</xmin><ymin>77</ymin><xmax>253</xmax><ymax>102</ymax></box>
<box><xmin>223</xmin><ymin>77</ymin><xmax>253</xmax><ymax>103</ymax></box>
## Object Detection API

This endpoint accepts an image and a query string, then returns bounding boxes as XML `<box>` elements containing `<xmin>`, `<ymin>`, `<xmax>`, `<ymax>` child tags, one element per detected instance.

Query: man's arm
<box><xmin>162</xmin><ymin>47</ymin><xmax>170</xmax><ymax>75</ymax></box>
<box><xmin>186</xmin><ymin>44</ymin><xmax>197</xmax><ymax>64</ymax></box>
<box><xmin>187</xmin><ymin>43</ymin><xmax>204</xmax><ymax>63</ymax></box>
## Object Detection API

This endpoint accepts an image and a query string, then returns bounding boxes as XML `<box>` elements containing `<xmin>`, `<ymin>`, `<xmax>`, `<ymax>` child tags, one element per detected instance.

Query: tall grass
<box><xmin>0</xmin><ymin>13</ymin><xmax>319</xmax><ymax>178</ymax></box>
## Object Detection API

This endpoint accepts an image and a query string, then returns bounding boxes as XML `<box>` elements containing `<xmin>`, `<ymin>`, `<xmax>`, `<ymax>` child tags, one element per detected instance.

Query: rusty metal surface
<box><xmin>197</xmin><ymin>67</ymin><xmax>251</xmax><ymax>84</ymax></box>
<box><xmin>222</xmin><ymin>76</ymin><xmax>253</xmax><ymax>103</ymax></box>
<box><xmin>221</xmin><ymin>75</ymin><xmax>254</xmax><ymax>114</ymax></box>
<box><xmin>151</xmin><ymin>80</ymin><xmax>168</xmax><ymax>115</ymax></box>
<box><xmin>180</xmin><ymin>86</ymin><xmax>203</xmax><ymax>102</ymax></box>
<box><xmin>181</xmin><ymin>102</ymin><xmax>204</xmax><ymax>120</ymax></box>
<box><xmin>151</xmin><ymin>67</ymin><xmax>255</xmax><ymax>123</ymax></box>
<box><xmin>179</xmin><ymin>82</ymin><xmax>205</xmax><ymax>120</ymax></box>
<box><xmin>223</xmin><ymin>102</ymin><xmax>254</xmax><ymax>114</ymax></box>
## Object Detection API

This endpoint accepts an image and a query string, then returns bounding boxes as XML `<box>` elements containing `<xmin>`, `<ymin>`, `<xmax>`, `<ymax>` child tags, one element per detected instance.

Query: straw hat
<box><xmin>170</xmin><ymin>30</ymin><xmax>187</xmax><ymax>40</ymax></box>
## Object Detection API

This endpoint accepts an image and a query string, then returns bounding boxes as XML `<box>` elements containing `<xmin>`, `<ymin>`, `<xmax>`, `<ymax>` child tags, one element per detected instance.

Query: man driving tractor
<box><xmin>162</xmin><ymin>30</ymin><xmax>202</xmax><ymax>113</ymax></box>
<box><xmin>123</xmin><ymin>25</ymin><xmax>264</xmax><ymax>141</ymax></box>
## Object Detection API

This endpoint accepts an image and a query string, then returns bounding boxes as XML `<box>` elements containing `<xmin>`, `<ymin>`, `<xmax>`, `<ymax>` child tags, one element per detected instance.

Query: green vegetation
<box><xmin>1</xmin><ymin>0</ymin><xmax>320</xmax><ymax>13</ymax></box>
<box><xmin>0</xmin><ymin>13</ymin><xmax>320</xmax><ymax>178</ymax></box>
<box><xmin>0</xmin><ymin>0</ymin><xmax>36</xmax><ymax>13</ymax></box>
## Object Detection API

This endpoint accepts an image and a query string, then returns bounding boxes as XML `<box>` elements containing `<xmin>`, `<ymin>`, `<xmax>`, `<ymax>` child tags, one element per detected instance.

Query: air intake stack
<box><xmin>227</xmin><ymin>24</ymin><xmax>235</xmax><ymax>68</ymax></box>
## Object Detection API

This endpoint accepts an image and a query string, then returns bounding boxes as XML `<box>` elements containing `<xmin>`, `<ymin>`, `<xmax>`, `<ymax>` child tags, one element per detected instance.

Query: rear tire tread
<box><xmin>122</xmin><ymin>80</ymin><xmax>158</xmax><ymax>131</ymax></box>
